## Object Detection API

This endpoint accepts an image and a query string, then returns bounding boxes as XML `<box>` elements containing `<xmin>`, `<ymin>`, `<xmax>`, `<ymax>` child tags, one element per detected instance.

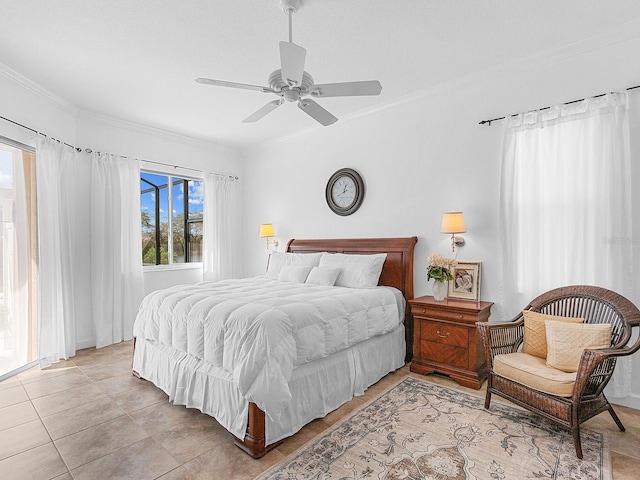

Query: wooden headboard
<box><xmin>287</xmin><ymin>237</ymin><xmax>418</xmax><ymax>300</ymax></box>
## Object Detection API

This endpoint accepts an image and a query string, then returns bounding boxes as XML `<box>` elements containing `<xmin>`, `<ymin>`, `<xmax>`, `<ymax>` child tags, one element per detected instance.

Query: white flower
<box><xmin>426</xmin><ymin>253</ymin><xmax>457</xmax><ymax>282</ymax></box>
<box><xmin>427</xmin><ymin>253</ymin><xmax>457</xmax><ymax>269</ymax></box>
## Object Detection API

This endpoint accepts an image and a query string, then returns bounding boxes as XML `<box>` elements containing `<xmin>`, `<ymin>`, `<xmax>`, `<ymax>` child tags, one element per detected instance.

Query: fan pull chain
<box><xmin>288</xmin><ymin>9</ymin><xmax>293</xmax><ymax>43</ymax></box>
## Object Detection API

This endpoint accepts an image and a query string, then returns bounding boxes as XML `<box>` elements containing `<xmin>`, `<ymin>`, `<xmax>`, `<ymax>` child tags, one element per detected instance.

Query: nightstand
<box><xmin>409</xmin><ymin>295</ymin><xmax>493</xmax><ymax>389</ymax></box>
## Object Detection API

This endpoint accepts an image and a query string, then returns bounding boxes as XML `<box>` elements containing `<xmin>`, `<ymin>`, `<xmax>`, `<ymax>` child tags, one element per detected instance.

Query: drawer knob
<box><xmin>436</xmin><ymin>330</ymin><xmax>450</xmax><ymax>338</ymax></box>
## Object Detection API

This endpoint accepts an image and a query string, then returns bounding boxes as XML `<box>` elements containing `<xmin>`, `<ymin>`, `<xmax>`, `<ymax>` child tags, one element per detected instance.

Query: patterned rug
<box><xmin>256</xmin><ymin>376</ymin><xmax>610</xmax><ymax>480</ymax></box>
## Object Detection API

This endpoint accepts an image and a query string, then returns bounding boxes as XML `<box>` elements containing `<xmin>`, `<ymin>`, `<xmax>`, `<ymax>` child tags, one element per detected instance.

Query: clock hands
<box><xmin>334</xmin><ymin>181</ymin><xmax>353</xmax><ymax>197</ymax></box>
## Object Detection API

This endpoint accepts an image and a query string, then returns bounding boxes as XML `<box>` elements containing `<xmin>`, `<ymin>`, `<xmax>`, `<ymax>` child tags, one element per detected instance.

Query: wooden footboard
<box><xmin>132</xmin><ymin>337</ymin><xmax>277</xmax><ymax>457</ymax></box>
<box><xmin>131</xmin><ymin>336</ymin><xmax>140</xmax><ymax>378</ymax></box>
<box><xmin>233</xmin><ymin>403</ymin><xmax>282</xmax><ymax>458</ymax></box>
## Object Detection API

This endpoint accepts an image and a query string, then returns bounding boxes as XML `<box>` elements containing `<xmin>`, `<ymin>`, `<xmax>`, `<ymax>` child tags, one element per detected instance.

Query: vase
<box><xmin>432</xmin><ymin>281</ymin><xmax>448</xmax><ymax>301</ymax></box>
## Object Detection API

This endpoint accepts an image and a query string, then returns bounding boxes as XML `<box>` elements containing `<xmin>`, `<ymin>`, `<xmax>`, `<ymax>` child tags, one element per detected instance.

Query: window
<box><xmin>140</xmin><ymin>171</ymin><xmax>204</xmax><ymax>266</ymax></box>
<box><xmin>499</xmin><ymin>93</ymin><xmax>631</xmax><ymax>319</ymax></box>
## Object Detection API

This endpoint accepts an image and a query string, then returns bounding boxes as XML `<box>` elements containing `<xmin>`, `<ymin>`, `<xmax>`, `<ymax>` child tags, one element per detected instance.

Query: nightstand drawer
<box><xmin>411</xmin><ymin>306</ymin><xmax>478</xmax><ymax>323</ymax></box>
<box><xmin>420</xmin><ymin>321</ymin><xmax>468</xmax><ymax>347</ymax></box>
<box><xmin>420</xmin><ymin>341</ymin><xmax>468</xmax><ymax>369</ymax></box>
<box><xmin>430</xmin><ymin>309</ymin><xmax>480</xmax><ymax>323</ymax></box>
<box><xmin>410</xmin><ymin>305</ymin><xmax>431</xmax><ymax>316</ymax></box>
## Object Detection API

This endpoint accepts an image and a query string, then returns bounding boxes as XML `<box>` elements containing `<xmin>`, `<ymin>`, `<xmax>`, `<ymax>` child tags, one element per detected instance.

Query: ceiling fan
<box><xmin>195</xmin><ymin>0</ymin><xmax>382</xmax><ymax>126</ymax></box>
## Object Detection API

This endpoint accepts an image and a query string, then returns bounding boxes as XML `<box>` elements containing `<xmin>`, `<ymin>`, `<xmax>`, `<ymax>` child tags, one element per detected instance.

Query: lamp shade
<box><xmin>259</xmin><ymin>223</ymin><xmax>275</xmax><ymax>238</ymax></box>
<box><xmin>440</xmin><ymin>212</ymin><xmax>466</xmax><ymax>234</ymax></box>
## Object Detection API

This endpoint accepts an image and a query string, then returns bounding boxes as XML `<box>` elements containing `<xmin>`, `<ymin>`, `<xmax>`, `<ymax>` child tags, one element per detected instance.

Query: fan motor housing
<box><xmin>269</xmin><ymin>69</ymin><xmax>314</xmax><ymax>101</ymax></box>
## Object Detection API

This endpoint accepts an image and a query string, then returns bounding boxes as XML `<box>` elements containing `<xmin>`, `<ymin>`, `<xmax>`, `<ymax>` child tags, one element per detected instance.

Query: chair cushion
<box><xmin>545</xmin><ymin>321</ymin><xmax>611</xmax><ymax>372</ymax></box>
<box><xmin>493</xmin><ymin>352</ymin><xmax>577</xmax><ymax>397</ymax></box>
<box><xmin>522</xmin><ymin>310</ymin><xmax>584</xmax><ymax>358</ymax></box>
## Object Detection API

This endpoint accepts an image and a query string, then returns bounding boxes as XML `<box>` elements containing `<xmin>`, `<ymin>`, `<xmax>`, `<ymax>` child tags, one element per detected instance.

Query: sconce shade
<box><xmin>259</xmin><ymin>223</ymin><xmax>279</xmax><ymax>250</ymax></box>
<box><xmin>440</xmin><ymin>212</ymin><xmax>466</xmax><ymax>234</ymax></box>
<box><xmin>259</xmin><ymin>223</ymin><xmax>275</xmax><ymax>238</ymax></box>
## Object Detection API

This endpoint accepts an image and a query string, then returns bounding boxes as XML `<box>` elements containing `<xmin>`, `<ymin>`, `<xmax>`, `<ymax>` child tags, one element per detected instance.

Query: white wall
<box><xmin>242</xmin><ymin>33</ymin><xmax>640</xmax><ymax>407</ymax></box>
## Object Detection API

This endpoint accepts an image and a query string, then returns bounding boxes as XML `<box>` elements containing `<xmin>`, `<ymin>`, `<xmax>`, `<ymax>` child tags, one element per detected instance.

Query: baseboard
<box><xmin>609</xmin><ymin>393</ymin><xmax>640</xmax><ymax>411</ymax></box>
<box><xmin>0</xmin><ymin>360</ymin><xmax>38</xmax><ymax>382</ymax></box>
<box><xmin>75</xmin><ymin>338</ymin><xmax>132</xmax><ymax>351</ymax></box>
<box><xmin>75</xmin><ymin>338</ymin><xmax>96</xmax><ymax>350</ymax></box>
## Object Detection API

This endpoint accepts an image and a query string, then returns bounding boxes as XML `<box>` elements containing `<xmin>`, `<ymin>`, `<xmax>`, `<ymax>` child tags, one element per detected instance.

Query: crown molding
<box><xmin>77</xmin><ymin>109</ymin><xmax>240</xmax><ymax>158</ymax></box>
<box><xmin>0</xmin><ymin>61</ymin><xmax>240</xmax><ymax>157</ymax></box>
<box><xmin>0</xmin><ymin>62</ymin><xmax>79</xmax><ymax>115</ymax></box>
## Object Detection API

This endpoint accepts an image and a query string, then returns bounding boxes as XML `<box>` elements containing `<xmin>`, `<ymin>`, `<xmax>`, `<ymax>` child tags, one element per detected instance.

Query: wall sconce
<box><xmin>440</xmin><ymin>211</ymin><xmax>466</xmax><ymax>252</ymax></box>
<box><xmin>259</xmin><ymin>223</ymin><xmax>279</xmax><ymax>250</ymax></box>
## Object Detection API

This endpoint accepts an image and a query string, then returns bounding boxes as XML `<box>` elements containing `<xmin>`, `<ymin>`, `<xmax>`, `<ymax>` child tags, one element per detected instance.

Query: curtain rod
<box><xmin>0</xmin><ymin>113</ymin><xmax>239</xmax><ymax>180</ymax></box>
<box><xmin>0</xmin><ymin>114</ymin><xmax>81</xmax><ymax>151</ymax></box>
<box><xmin>479</xmin><ymin>84</ymin><xmax>640</xmax><ymax>126</ymax></box>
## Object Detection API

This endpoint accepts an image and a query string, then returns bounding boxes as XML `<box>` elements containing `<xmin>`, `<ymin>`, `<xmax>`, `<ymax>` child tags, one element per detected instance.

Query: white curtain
<box><xmin>36</xmin><ymin>137</ymin><xmax>80</xmax><ymax>366</ymax></box>
<box><xmin>90</xmin><ymin>152</ymin><xmax>144</xmax><ymax>348</ymax></box>
<box><xmin>500</xmin><ymin>91</ymin><xmax>632</xmax><ymax>396</ymax></box>
<box><xmin>203</xmin><ymin>173</ymin><xmax>239</xmax><ymax>282</ymax></box>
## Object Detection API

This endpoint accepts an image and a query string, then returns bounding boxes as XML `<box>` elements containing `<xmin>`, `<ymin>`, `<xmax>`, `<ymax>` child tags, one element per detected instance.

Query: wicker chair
<box><xmin>477</xmin><ymin>285</ymin><xmax>640</xmax><ymax>459</ymax></box>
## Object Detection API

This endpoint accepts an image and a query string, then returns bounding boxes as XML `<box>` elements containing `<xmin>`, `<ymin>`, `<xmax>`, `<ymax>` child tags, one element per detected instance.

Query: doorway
<box><xmin>0</xmin><ymin>139</ymin><xmax>37</xmax><ymax>378</ymax></box>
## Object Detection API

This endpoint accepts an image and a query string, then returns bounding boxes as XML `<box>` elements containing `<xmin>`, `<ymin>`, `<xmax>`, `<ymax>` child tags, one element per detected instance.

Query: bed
<box><xmin>132</xmin><ymin>237</ymin><xmax>417</xmax><ymax>458</ymax></box>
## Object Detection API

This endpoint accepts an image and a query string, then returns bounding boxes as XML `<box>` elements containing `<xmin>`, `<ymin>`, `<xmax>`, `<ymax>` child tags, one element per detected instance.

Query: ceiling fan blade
<box><xmin>297</xmin><ymin>99</ymin><xmax>338</xmax><ymax>126</ymax></box>
<box><xmin>308</xmin><ymin>80</ymin><xmax>382</xmax><ymax>98</ymax></box>
<box><xmin>242</xmin><ymin>99</ymin><xmax>284</xmax><ymax>123</ymax></box>
<box><xmin>195</xmin><ymin>78</ymin><xmax>274</xmax><ymax>93</ymax></box>
<box><xmin>280</xmin><ymin>41</ymin><xmax>306</xmax><ymax>86</ymax></box>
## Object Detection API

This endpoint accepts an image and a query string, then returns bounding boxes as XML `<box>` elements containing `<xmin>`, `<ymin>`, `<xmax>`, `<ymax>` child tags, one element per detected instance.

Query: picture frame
<box><xmin>448</xmin><ymin>261</ymin><xmax>482</xmax><ymax>301</ymax></box>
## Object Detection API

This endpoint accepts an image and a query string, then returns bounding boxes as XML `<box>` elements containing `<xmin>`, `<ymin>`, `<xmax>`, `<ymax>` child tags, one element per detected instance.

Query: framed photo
<box><xmin>448</xmin><ymin>261</ymin><xmax>482</xmax><ymax>301</ymax></box>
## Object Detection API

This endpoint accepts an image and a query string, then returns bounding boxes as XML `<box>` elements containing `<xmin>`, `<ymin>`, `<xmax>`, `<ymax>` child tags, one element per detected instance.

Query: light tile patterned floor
<box><xmin>0</xmin><ymin>342</ymin><xmax>639</xmax><ymax>479</ymax></box>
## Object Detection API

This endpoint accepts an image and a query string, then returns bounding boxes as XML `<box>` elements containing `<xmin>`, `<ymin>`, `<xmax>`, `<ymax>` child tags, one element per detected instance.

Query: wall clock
<box><xmin>325</xmin><ymin>168</ymin><xmax>365</xmax><ymax>216</ymax></box>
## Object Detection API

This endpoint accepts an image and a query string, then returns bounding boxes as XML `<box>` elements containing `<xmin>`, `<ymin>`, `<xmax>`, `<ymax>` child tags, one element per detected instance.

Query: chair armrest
<box><xmin>572</xmin><ymin>335</ymin><xmax>640</xmax><ymax>400</ymax></box>
<box><xmin>477</xmin><ymin>317</ymin><xmax>524</xmax><ymax>367</ymax></box>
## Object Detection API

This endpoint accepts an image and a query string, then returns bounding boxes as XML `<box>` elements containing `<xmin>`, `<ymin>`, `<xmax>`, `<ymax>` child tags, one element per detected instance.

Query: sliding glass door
<box><xmin>0</xmin><ymin>140</ymin><xmax>37</xmax><ymax>378</ymax></box>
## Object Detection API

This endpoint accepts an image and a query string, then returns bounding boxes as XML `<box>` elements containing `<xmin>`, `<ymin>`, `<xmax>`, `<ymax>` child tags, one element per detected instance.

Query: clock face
<box><xmin>332</xmin><ymin>176</ymin><xmax>356</xmax><ymax>208</ymax></box>
<box><xmin>326</xmin><ymin>168</ymin><xmax>364</xmax><ymax>216</ymax></box>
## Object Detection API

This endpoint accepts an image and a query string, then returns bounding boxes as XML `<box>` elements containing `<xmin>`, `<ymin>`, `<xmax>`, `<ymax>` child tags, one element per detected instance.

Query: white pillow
<box><xmin>278</xmin><ymin>265</ymin><xmax>312</xmax><ymax>283</ymax></box>
<box><xmin>266</xmin><ymin>252</ymin><xmax>322</xmax><ymax>280</ymax></box>
<box><xmin>305</xmin><ymin>266</ymin><xmax>341</xmax><ymax>286</ymax></box>
<box><xmin>318</xmin><ymin>252</ymin><xmax>387</xmax><ymax>288</ymax></box>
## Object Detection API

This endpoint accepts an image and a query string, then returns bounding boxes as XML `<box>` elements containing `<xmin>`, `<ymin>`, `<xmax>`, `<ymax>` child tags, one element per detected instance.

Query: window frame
<box><xmin>140</xmin><ymin>166</ymin><xmax>204</xmax><ymax>270</ymax></box>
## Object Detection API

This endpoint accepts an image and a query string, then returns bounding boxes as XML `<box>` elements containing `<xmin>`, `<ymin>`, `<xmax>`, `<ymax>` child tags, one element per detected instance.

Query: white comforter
<box><xmin>133</xmin><ymin>276</ymin><xmax>404</xmax><ymax>420</ymax></box>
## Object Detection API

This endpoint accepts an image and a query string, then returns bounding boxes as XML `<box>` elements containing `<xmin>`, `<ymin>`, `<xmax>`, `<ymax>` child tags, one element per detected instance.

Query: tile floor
<box><xmin>0</xmin><ymin>341</ymin><xmax>639</xmax><ymax>479</ymax></box>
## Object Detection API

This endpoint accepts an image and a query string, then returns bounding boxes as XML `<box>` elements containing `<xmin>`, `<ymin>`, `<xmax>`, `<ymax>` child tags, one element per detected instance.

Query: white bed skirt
<box><xmin>133</xmin><ymin>324</ymin><xmax>406</xmax><ymax>445</ymax></box>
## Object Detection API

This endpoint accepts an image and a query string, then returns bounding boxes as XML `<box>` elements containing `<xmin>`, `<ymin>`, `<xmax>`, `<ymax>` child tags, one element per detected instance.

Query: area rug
<box><xmin>256</xmin><ymin>376</ymin><xmax>610</xmax><ymax>480</ymax></box>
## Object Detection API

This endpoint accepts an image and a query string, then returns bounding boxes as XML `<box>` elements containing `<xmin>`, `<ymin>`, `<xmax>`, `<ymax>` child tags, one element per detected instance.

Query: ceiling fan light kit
<box><xmin>195</xmin><ymin>0</ymin><xmax>382</xmax><ymax>126</ymax></box>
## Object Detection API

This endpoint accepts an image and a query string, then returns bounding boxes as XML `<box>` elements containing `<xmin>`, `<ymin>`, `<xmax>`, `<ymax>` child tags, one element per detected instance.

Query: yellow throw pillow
<box><xmin>522</xmin><ymin>310</ymin><xmax>584</xmax><ymax>359</ymax></box>
<box><xmin>545</xmin><ymin>321</ymin><xmax>611</xmax><ymax>373</ymax></box>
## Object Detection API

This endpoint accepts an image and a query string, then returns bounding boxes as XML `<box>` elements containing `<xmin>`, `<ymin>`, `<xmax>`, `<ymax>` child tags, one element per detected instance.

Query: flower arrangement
<box><xmin>426</xmin><ymin>253</ymin><xmax>457</xmax><ymax>283</ymax></box>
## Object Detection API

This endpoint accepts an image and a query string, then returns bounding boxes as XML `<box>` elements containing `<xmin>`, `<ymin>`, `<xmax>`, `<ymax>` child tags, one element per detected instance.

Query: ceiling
<box><xmin>2</xmin><ymin>0</ymin><xmax>640</xmax><ymax>150</ymax></box>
